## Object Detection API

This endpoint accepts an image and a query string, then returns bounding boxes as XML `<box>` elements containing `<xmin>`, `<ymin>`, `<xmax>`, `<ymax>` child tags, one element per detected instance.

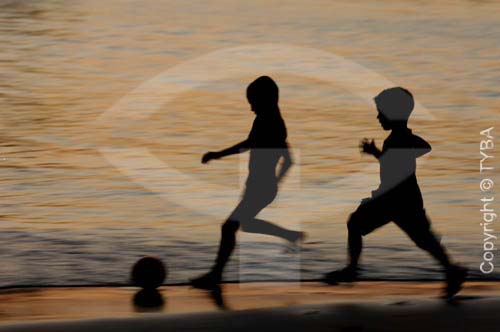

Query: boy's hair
<box><xmin>374</xmin><ymin>87</ymin><xmax>414</xmax><ymax>121</ymax></box>
<box><xmin>247</xmin><ymin>76</ymin><xmax>279</xmax><ymax>105</ymax></box>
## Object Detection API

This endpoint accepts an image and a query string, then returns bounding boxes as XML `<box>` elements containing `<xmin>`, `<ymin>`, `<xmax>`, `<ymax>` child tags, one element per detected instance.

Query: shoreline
<box><xmin>1</xmin><ymin>277</ymin><xmax>499</xmax><ymax>290</ymax></box>
<box><xmin>1</xmin><ymin>281</ymin><xmax>499</xmax><ymax>331</ymax></box>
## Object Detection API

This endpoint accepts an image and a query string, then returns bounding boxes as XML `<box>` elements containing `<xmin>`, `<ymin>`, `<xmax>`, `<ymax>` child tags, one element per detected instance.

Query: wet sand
<box><xmin>0</xmin><ymin>281</ymin><xmax>498</xmax><ymax>331</ymax></box>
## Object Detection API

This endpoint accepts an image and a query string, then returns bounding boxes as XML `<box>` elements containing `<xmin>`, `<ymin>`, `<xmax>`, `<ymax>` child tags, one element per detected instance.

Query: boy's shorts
<box><xmin>350</xmin><ymin>194</ymin><xmax>431</xmax><ymax>237</ymax></box>
<box><xmin>229</xmin><ymin>183</ymin><xmax>277</xmax><ymax>223</ymax></box>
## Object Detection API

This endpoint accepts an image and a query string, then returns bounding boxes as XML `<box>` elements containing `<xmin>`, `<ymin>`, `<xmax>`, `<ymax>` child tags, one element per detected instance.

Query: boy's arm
<box><xmin>217</xmin><ymin>140</ymin><xmax>251</xmax><ymax>158</ymax></box>
<box><xmin>413</xmin><ymin>136</ymin><xmax>432</xmax><ymax>158</ymax></box>
<box><xmin>372</xmin><ymin>147</ymin><xmax>383</xmax><ymax>159</ymax></box>
<box><xmin>202</xmin><ymin>140</ymin><xmax>250</xmax><ymax>164</ymax></box>
<box><xmin>360</xmin><ymin>138</ymin><xmax>383</xmax><ymax>159</ymax></box>
<box><xmin>276</xmin><ymin>144</ymin><xmax>293</xmax><ymax>183</ymax></box>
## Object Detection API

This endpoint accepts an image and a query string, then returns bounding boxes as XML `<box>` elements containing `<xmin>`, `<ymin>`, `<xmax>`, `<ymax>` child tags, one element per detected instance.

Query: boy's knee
<box><xmin>222</xmin><ymin>219</ymin><xmax>240</xmax><ymax>235</ymax></box>
<box><xmin>347</xmin><ymin>213</ymin><xmax>362</xmax><ymax>233</ymax></box>
<box><xmin>239</xmin><ymin>220</ymin><xmax>253</xmax><ymax>232</ymax></box>
<box><xmin>411</xmin><ymin>230</ymin><xmax>438</xmax><ymax>251</ymax></box>
<box><xmin>412</xmin><ymin>237</ymin><xmax>427</xmax><ymax>250</ymax></box>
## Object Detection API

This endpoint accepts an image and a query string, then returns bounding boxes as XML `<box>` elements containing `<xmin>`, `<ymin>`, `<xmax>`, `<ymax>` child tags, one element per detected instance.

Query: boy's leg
<box><xmin>191</xmin><ymin>217</ymin><xmax>240</xmax><ymax>290</ymax></box>
<box><xmin>325</xmin><ymin>198</ymin><xmax>391</xmax><ymax>283</ymax></box>
<box><xmin>396</xmin><ymin>210</ymin><xmax>450</xmax><ymax>268</ymax></box>
<box><xmin>211</xmin><ymin>198</ymin><xmax>257</xmax><ymax>277</ymax></box>
<box><xmin>241</xmin><ymin>218</ymin><xmax>304</xmax><ymax>243</ymax></box>
<box><xmin>191</xmin><ymin>200</ymin><xmax>250</xmax><ymax>289</ymax></box>
<box><xmin>396</xmin><ymin>210</ymin><xmax>467</xmax><ymax>297</ymax></box>
<box><xmin>347</xmin><ymin>199</ymin><xmax>392</xmax><ymax>269</ymax></box>
<box><xmin>212</xmin><ymin>218</ymin><xmax>240</xmax><ymax>278</ymax></box>
<box><xmin>237</xmin><ymin>186</ymin><xmax>302</xmax><ymax>242</ymax></box>
<box><xmin>211</xmin><ymin>193</ymin><xmax>299</xmax><ymax>279</ymax></box>
<box><xmin>346</xmin><ymin>212</ymin><xmax>365</xmax><ymax>270</ymax></box>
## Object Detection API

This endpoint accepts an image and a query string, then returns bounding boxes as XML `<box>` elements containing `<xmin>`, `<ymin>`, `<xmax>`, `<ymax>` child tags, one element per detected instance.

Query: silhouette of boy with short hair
<box><xmin>191</xmin><ymin>76</ymin><xmax>305</xmax><ymax>291</ymax></box>
<box><xmin>325</xmin><ymin>87</ymin><xmax>467</xmax><ymax>298</ymax></box>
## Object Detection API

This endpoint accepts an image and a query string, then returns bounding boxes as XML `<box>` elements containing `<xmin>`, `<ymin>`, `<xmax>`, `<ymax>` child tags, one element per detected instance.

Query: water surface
<box><xmin>0</xmin><ymin>0</ymin><xmax>499</xmax><ymax>286</ymax></box>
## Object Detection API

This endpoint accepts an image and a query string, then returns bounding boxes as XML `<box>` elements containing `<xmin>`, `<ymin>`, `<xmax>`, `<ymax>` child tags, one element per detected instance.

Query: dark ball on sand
<box><xmin>131</xmin><ymin>256</ymin><xmax>167</xmax><ymax>289</ymax></box>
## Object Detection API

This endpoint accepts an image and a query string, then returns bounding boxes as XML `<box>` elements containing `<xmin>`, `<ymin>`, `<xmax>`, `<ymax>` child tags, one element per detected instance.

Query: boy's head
<box><xmin>374</xmin><ymin>87</ymin><xmax>414</xmax><ymax>130</ymax></box>
<box><xmin>247</xmin><ymin>76</ymin><xmax>279</xmax><ymax>113</ymax></box>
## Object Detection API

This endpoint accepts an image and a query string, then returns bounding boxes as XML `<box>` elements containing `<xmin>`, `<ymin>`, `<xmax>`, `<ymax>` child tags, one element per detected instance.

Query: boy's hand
<box><xmin>360</xmin><ymin>197</ymin><xmax>371</xmax><ymax>204</ymax></box>
<box><xmin>202</xmin><ymin>151</ymin><xmax>220</xmax><ymax>164</ymax></box>
<box><xmin>359</xmin><ymin>138</ymin><xmax>379</xmax><ymax>156</ymax></box>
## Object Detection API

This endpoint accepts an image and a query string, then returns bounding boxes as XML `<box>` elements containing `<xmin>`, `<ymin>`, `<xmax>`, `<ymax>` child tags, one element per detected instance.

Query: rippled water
<box><xmin>0</xmin><ymin>0</ymin><xmax>499</xmax><ymax>286</ymax></box>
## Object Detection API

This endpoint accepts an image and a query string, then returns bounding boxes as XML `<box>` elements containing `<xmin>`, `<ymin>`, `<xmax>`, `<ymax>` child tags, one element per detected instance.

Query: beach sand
<box><xmin>0</xmin><ymin>281</ymin><xmax>498</xmax><ymax>331</ymax></box>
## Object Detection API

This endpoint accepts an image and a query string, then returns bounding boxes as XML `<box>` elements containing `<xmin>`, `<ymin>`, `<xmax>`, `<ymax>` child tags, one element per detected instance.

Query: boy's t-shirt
<box><xmin>246</xmin><ymin>112</ymin><xmax>288</xmax><ymax>186</ymax></box>
<box><xmin>372</xmin><ymin>128</ymin><xmax>431</xmax><ymax>204</ymax></box>
<box><xmin>247</xmin><ymin>113</ymin><xmax>287</xmax><ymax>148</ymax></box>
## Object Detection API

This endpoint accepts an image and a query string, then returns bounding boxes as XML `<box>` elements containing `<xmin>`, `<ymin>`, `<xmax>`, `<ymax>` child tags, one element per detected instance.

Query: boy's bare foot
<box><xmin>445</xmin><ymin>265</ymin><xmax>467</xmax><ymax>299</ymax></box>
<box><xmin>291</xmin><ymin>231</ymin><xmax>307</xmax><ymax>244</ymax></box>
<box><xmin>283</xmin><ymin>231</ymin><xmax>307</xmax><ymax>253</ymax></box>
<box><xmin>190</xmin><ymin>271</ymin><xmax>221</xmax><ymax>290</ymax></box>
<box><xmin>324</xmin><ymin>266</ymin><xmax>358</xmax><ymax>285</ymax></box>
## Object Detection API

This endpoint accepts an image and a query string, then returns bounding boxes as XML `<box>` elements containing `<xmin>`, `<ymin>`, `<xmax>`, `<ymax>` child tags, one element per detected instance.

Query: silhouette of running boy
<box><xmin>191</xmin><ymin>76</ymin><xmax>305</xmax><ymax>290</ymax></box>
<box><xmin>325</xmin><ymin>87</ymin><xmax>467</xmax><ymax>298</ymax></box>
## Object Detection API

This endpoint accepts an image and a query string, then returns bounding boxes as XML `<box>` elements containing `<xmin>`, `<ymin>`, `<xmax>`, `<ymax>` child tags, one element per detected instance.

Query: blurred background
<box><xmin>0</xmin><ymin>0</ymin><xmax>499</xmax><ymax>286</ymax></box>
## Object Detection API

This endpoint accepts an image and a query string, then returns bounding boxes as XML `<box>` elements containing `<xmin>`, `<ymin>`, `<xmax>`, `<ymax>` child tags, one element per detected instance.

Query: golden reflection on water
<box><xmin>0</xmin><ymin>1</ymin><xmax>498</xmax><ymax>246</ymax></box>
